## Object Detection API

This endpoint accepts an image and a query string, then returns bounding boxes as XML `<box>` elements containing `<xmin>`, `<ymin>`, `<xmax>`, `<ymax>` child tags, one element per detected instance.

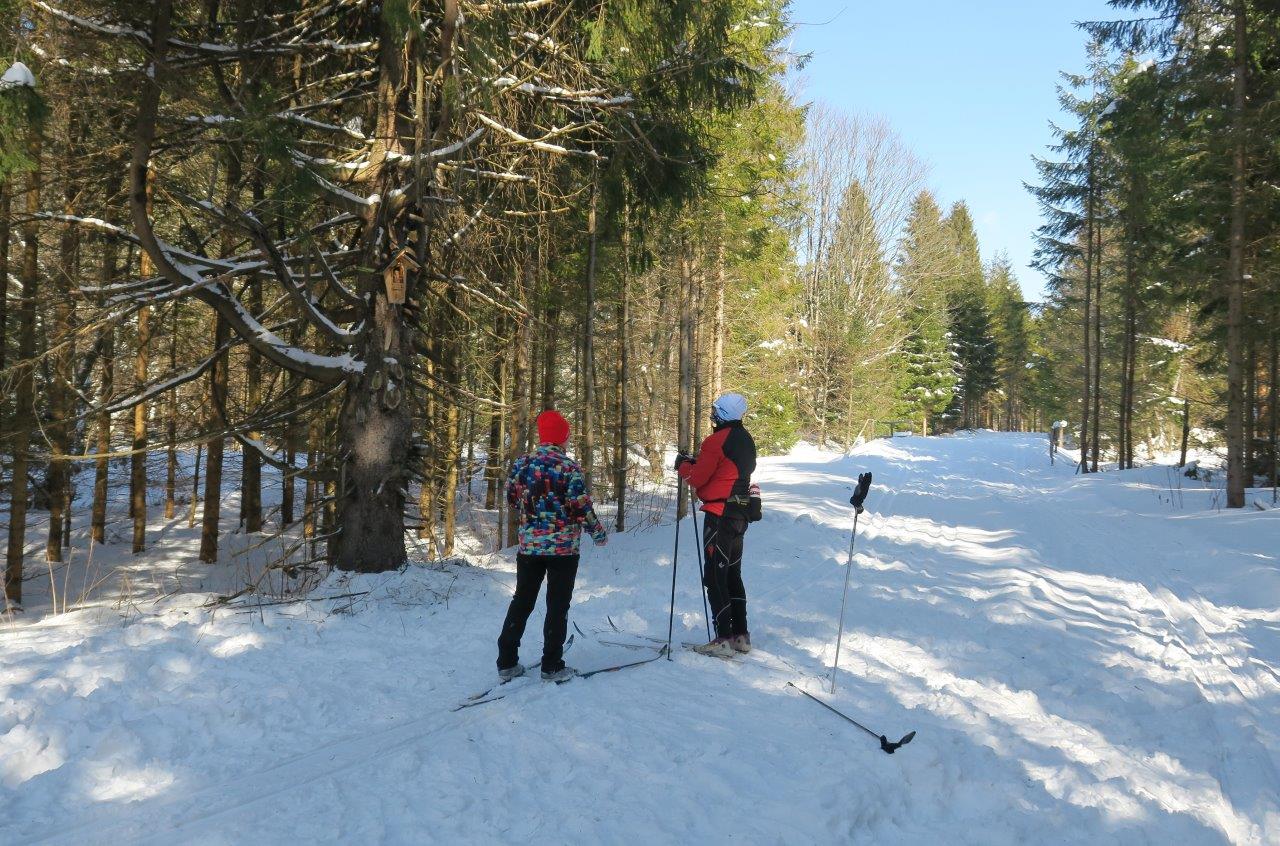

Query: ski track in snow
<box><xmin>2</xmin><ymin>433</ymin><xmax>1279</xmax><ymax>844</ymax></box>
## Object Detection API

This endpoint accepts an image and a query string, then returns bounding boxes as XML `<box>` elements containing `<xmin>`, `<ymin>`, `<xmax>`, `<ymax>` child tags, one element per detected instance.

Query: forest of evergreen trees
<box><xmin>1031</xmin><ymin>1</ymin><xmax>1279</xmax><ymax>506</ymax></box>
<box><xmin>0</xmin><ymin>1</ymin><xmax>1274</xmax><ymax>609</ymax></box>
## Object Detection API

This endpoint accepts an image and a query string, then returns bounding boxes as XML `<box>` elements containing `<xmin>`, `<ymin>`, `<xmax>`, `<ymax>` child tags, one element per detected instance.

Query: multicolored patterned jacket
<box><xmin>506</xmin><ymin>445</ymin><xmax>607</xmax><ymax>555</ymax></box>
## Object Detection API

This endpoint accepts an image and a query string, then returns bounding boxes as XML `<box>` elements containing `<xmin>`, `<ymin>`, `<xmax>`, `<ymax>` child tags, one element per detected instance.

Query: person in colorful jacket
<box><xmin>497</xmin><ymin>409</ymin><xmax>607</xmax><ymax>682</ymax></box>
<box><xmin>676</xmin><ymin>393</ymin><xmax>757</xmax><ymax>658</ymax></box>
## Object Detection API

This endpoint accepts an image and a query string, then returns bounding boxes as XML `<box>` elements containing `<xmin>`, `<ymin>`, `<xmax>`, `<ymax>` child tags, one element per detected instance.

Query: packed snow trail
<box><xmin>3</xmin><ymin>433</ymin><xmax>1278</xmax><ymax>844</ymax></box>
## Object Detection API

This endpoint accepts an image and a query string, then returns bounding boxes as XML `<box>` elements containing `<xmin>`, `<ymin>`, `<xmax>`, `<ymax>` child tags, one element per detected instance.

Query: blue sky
<box><xmin>787</xmin><ymin>0</ymin><xmax>1125</xmax><ymax>301</ymax></box>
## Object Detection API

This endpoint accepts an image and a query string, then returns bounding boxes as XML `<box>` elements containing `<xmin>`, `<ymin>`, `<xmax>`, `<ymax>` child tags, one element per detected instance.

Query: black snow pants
<box><xmin>701</xmin><ymin>510</ymin><xmax>749</xmax><ymax>640</ymax></box>
<box><xmin>497</xmin><ymin>553</ymin><xmax>579</xmax><ymax>673</ymax></box>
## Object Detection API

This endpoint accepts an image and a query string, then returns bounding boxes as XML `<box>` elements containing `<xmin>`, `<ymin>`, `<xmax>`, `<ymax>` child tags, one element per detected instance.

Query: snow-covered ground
<box><xmin>3</xmin><ymin>432</ymin><xmax>1279</xmax><ymax>844</ymax></box>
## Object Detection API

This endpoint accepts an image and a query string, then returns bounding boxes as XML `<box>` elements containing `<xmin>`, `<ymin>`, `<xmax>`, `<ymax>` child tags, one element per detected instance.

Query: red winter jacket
<box><xmin>677</xmin><ymin>420</ymin><xmax>757</xmax><ymax>516</ymax></box>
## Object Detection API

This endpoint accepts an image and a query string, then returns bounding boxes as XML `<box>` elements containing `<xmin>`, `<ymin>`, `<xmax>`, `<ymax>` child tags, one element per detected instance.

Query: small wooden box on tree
<box><xmin>383</xmin><ymin>247</ymin><xmax>418</xmax><ymax>306</ymax></box>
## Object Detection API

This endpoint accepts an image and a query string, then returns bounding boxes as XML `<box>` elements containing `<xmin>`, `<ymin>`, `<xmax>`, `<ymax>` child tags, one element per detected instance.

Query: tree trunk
<box><xmin>92</xmin><ymin>323</ymin><xmax>115</xmax><ymax>544</ymax></box>
<box><xmin>1268</xmin><ymin>320</ymin><xmax>1277</xmax><ymax>501</ymax></box>
<box><xmin>464</xmin><ymin>405</ymin><xmax>476</xmax><ymax>499</ymax></box>
<box><xmin>1125</xmin><ymin>300</ymin><xmax>1138</xmax><ymax>469</ymax></box>
<box><xmin>713</xmin><ymin>214</ymin><xmax>726</xmax><ymax>399</ymax></box>
<box><xmin>0</xmin><ymin>181</ymin><xmax>10</xmax><ymax>373</ymax></box>
<box><xmin>440</xmin><ymin>292</ymin><xmax>462</xmax><ymax>557</ymax></box>
<box><xmin>197</xmin><ymin>144</ymin><xmax>239</xmax><ymax>564</ymax></box>
<box><xmin>165</xmin><ymin>307</ymin><xmax>178</xmax><ymax>519</ymax></box>
<box><xmin>242</xmin><ymin>270</ymin><xmax>264</xmax><ymax>533</ymax></box>
<box><xmin>1120</xmin><ymin>231</ymin><xmax>1137</xmax><ymax>470</ymax></box>
<box><xmin>581</xmin><ymin>172</ymin><xmax>599</xmax><ymax>489</ymax></box>
<box><xmin>1224</xmin><ymin>0</ymin><xmax>1249</xmax><ymax>507</ymax></box>
<box><xmin>4</xmin><ymin>127</ymin><xmax>42</xmax><ymax>608</ymax></box>
<box><xmin>332</xmin><ymin>345</ymin><xmax>412</xmax><ymax>571</ymax></box>
<box><xmin>418</xmin><ymin>326</ymin><xmax>437</xmax><ymax>546</ymax></box>
<box><xmin>324</xmin><ymin>480</ymin><xmax>336</xmax><ymax>567</ymax></box>
<box><xmin>495</xmin><ymin>340</ymin><xmax>510</xmax><ymax>550</ymax></box>
<box><xmin>131</xmin><ymin>166</ymin><xmax>155</xmax><ymax>554</ymax></box>
<box><xmin>615</xmin><ymin>204</ymin><xmax>631</xmax><ymax>532</ymax></box>
<box><xmin>333</xmin><ymin>173</ymin><xmax>416</xmax><ymax>570</ymax></box>
<box><xmin>304</xmin><ymin>418</ymin><xmax>321</xmax><ymax>553</ymax></box>
<box><xmin>189</xmin><ymin>442</ymin><xmax>201</xmax><ymax>528</ymax></box>
<box><xmin>541</xmin><ymin>306</ymin><xmax>558</xmax><ymax>410</ymax></box>
<box><xmin>1081</xmin><ymin>143</ymin><xmax>1096</xmax><ymax>473</ymax></box>
<box><xmin>692</xmin><ymin>265</ymin><xmax>704</xmax><ymax>449</ymax></box>
<box><xmin>131</xmin><ymin>303</ymin><xmax>150</xmax><ymax>552</ymax></box>
<box><xmin>199</xmin><ymin>317</ymin><xmax>229</xmax><ymax>563</ymax></box>
<box><xmin>329</xmin><ymin>6</ymin><xmax>449</xmax><ymax>571</ymax></box>
<box><xmin>282</xmin><ymin>440</ymin><xmax>296</xmax><ymax>526</ymax></box>
<box><xmin>677</xmin><ymin>246</ymin><xmax>694</xmax><ymax>520</ymax></box>
<box><xmin>507</xmin><ymin>308</ymin><xmax>531</xmax><ymax>548</ymax></box>
<box><xmin>1245</xmin><ymin>339</ymin><xmax>1256</xmax><ymax>481</ymax></box>
<box><xmin>241</xmin><ymin>168</ymin><xmax>266</xmax><ymax>533</ymax></box>
<box><xmin>485</xmin><ymin>314</ymin><xmax>505</xmax><ymax>509</ymax></box>
<box><xmin>1090</xmin><ymin>207</ymin><xmax>1102</xmax><ymax>473</ymax></box>
<box><xmin>46</xmin><ymin>124</ymin><xmax>80</xmax><ymax>563</ymax></box>
<box><xmin>1179</xmin><ymin>399</ymin><xmax>1191</xmax><ymax>469</ymax></box>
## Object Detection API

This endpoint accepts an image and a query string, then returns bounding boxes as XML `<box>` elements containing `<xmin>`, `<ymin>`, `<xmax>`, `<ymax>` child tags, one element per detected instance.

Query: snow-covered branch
<box><xmin>475</xmin><ymin>113</ymin><xmax>602</xmax><ymax>159</ymax></box>
<box><xmin>229</xmin><ymin>205</ymin><xmax>363</xmax><ymax>348</ymax></box>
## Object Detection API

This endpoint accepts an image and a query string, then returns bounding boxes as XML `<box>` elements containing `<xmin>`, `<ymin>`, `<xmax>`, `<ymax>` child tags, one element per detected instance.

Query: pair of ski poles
<box><xmin>666</xmin><ymin>479</ymin><xmax>712</xmax><ymax>659</ymax></box>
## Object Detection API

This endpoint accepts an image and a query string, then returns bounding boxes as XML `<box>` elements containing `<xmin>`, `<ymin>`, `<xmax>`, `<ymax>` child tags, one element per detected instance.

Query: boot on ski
<box><xmin>731</xmin><ymin>633</ymin><xmax>752</xmax><ymax>654</ymax></box>
<box><xmin>541</xmin><ymin>665</ymin><xmax>576</xmax><ymax>683</ymax></box>
<box><xmin>498</xmin><ymin>664</ymin><xmax>526</xmax><ymax>682</ymax></box>
<box><xmin>692</xmin><ymin>638</ymin><xmax>737</xmax><ymax>658</ymax></box>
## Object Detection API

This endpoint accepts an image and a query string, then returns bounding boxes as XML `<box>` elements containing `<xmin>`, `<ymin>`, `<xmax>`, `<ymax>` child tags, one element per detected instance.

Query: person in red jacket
<box><xmin>676</xmin><ymin>392</ymin><xmax>757</xmax><ymax>657</ymax></box>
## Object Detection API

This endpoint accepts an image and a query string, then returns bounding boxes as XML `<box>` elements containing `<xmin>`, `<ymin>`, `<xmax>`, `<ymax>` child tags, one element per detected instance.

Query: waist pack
<box><xmin>726</xmin><ymin>483</ymin><xmax>763</xmax><ymax>523</ymax></box>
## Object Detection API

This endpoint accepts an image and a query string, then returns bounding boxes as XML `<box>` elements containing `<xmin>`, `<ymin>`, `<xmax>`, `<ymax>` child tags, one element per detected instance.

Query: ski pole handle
<box><xmin>849</xmin><ymin>472</ymin><xmax>872</xmax><ymax>513</ymax></box>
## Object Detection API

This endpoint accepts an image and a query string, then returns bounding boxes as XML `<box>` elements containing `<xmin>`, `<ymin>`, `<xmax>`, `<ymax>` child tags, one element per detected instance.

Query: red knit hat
<box><xmin>537</xmin><ymin>410</ymin><xmax>571</xmax><ymax>445</ymax></box>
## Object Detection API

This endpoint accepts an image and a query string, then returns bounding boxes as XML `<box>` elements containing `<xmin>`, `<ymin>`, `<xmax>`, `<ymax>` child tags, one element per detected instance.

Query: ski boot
<box><xmin>692</xmin><ymin>638</ymin><xmax>737</xmax><ymax>658</ymax></box>
<box><xmin>541</xmin><ymin>665</ymin><xmax>576</xmax><ymax>683</ymax></box>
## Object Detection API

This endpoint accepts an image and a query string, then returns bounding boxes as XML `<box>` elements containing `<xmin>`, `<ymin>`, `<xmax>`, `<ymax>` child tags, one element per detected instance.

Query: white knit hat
<box><xmin>712</xmin><ymin>393</ymin><xmax>748</xmax><ymax>422</ymax></box>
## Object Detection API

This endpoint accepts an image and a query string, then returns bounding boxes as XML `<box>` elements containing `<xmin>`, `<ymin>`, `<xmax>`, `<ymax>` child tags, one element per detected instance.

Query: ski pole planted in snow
<box><xmin>667</xmin><ymin>474</ymin><xmax>685</xmax><ymax>659</ymax></box>
<box><xmin>830</xmin><ymin>472</ymin><xmax>872</xmax><ymax>695</ymax></box>
<box><xmin>786</xmin><ymin>682</ymin><xmax>915</xmax><ymax>754</ymax></box>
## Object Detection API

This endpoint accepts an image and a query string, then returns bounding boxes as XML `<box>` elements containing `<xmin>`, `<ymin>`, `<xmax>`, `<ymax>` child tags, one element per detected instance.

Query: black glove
<box><xmin>849</xmin><ymin>472</ymin><xmax>872</xmax><ymax>514</ymax></box>
<box><xmin>674</xmin><ymin>452</ymin><xmax>691</xmax><ymax>471</ymax></box>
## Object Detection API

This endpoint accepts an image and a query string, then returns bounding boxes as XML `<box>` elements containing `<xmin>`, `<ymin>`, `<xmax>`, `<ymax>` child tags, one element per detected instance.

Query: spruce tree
<box><xmin>987</xmin><ymin>255</ymin><xmax>1034</xmax><ymax>430</ymax></box>
<box><xmin>944</xmin><ymin>203</ymin><xmax>999</xmax><ymax>428</ymax></box>
<box><xmin>895</xmin><ymin>192</ymin><xmax>957</xmax><ymax>433</ymax></box>
<box><xmin>898</xmin><ymin>304</ymin><xmax>957</xmax><ymax>434</ymax></box>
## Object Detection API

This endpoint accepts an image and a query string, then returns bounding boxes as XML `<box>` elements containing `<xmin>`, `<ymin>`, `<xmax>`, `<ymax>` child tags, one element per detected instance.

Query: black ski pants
<box><xmin>497</xmin><ymin>553</ymin><xmax>579</xmax><ymax>673</ymax></box>
<box><xmin>702</xmin><ymin>510</ymin><xmax>748</xmax><ymax>639</ymax></box>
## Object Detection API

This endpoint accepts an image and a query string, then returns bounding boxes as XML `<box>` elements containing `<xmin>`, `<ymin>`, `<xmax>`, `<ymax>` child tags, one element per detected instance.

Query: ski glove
<box><xmin>674</xmin><ymin>452</ymin><xmax>691</xmax><ymax>471</ymax></box>
<box><xmin>849</xmin><ymin>472</ymin><xmax>872</xmax><ymax>514</ymax></box>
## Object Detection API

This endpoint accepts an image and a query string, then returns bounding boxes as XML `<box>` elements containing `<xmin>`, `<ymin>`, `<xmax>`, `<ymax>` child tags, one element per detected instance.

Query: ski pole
<box><xmin>690</xmin><ymin>499</ymin><xmax>712</xmax><ymax>641</ymax></box>
<box><xmin>786</xmin><ymin>682</ymin><xmax>916</xmax><ymax>754</ymax></box>
<box><xmin>831</xmin><ymin>472</ymin><xmax>872</xmax><ymax>695</ymax></box>
<box><xmin>666</xmin><ymin>481</ymin><xmax>683</xmax><ymax>660</ymax></box>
